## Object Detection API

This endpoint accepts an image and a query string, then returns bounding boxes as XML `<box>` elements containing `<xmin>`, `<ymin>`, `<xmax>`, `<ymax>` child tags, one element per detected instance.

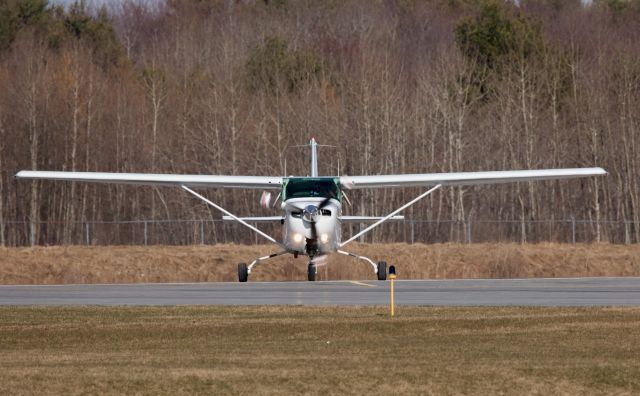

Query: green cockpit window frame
<box><xmin>282</xmin><ymin>177</ymin><xmax>341</xmax><ymax>201</ymax></box>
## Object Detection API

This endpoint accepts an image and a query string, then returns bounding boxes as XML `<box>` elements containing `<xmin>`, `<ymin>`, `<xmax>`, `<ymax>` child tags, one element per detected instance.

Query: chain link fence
<box><xmin>2</xmin><ymin>218</ymin><xmax>638</xmax><ymax>246</ymax></box>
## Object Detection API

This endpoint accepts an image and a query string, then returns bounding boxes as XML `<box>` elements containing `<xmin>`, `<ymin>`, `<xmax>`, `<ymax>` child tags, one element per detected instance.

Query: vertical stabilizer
<box><xmin>310</xmin><ymin>137</ymin><xmax>318</xmax><ymax>177</ymax></box>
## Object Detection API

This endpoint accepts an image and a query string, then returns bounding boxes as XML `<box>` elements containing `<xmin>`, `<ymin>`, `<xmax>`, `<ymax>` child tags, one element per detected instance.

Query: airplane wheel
<box><xmin>238</xmin><ymin>262</ymin><xmax>248</xmax><ymax>282</ymax></box>
<box><xmin>377</xmin><ymin>261</ymin><xmax>387</xmax><ymax>281</ymax></box>
<box><xmin>307</xmin><ymin>263</ymin><xmax>316</xmax><ymax>282</ymax></box>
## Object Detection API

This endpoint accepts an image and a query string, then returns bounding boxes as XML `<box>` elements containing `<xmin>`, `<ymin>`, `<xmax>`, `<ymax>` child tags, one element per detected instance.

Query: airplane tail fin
<box><xmin>310</xmin><ymin>137</ymin><xmax>318</xmax><ymax>177</ymax></box>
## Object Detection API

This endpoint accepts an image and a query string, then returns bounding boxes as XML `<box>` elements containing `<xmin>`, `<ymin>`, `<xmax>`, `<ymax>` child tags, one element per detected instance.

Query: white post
<box><xmin>410</xmin><ymin>220</ymin><xmax>415</xmax><ymax>244</ymax></box>
<box><xmin>625</xmin><ymin>220</ymin><xmax>630</xmax><ymax>245</ymax></box>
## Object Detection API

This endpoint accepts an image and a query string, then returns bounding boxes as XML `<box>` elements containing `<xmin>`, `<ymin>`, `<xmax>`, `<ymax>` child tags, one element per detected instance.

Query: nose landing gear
<box><xmin>307</xmin><ymin>262</ymin><xmax>316</xmax><ymax>281</ymax></box>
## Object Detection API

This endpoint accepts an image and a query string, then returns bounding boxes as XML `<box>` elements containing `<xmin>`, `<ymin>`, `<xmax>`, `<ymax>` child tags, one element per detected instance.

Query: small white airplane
<box><xmin>16</xmin><ymin>138</ymin><xmax>606</xmax><ymax>282</ymax></box>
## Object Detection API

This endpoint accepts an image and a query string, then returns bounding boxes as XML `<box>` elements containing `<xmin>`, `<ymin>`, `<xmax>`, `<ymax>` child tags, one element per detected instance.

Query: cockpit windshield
<box><xmin>284</xmin><ymin>178</ymin><xmax>340</xmax><ymax>201</ymax></box>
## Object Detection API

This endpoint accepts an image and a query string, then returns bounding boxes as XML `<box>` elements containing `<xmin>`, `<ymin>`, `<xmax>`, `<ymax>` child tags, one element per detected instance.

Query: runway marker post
<box><xmin>389</xmin><ymin>265</ymin><xmax>396</xmax><ymax>317</ymax></box>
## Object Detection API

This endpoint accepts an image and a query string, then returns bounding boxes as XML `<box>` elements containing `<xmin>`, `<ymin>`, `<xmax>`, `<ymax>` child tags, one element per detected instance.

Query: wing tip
<box><xmin>594</xmin><ymin>167</ymin><xmax>608</xmax><ymax>175</ymax></box>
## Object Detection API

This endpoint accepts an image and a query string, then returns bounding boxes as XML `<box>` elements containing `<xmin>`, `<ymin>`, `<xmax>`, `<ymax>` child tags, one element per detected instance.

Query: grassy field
<box><xmin>1</xmin><ymin>306</ymin><xmax>639</xmax><ymax>395</ymax></box>
<box><xmin>1</xmin><ymin>243</ymin><xmax>640</xmax><ymax>284</ymax></box>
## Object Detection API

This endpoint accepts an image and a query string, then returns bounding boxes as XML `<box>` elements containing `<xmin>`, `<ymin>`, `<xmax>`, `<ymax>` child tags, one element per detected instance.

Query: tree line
<box><xmin>1</xmin><ymin>0</ymin><xmax>639</xmax><ymax>246</ymax></box>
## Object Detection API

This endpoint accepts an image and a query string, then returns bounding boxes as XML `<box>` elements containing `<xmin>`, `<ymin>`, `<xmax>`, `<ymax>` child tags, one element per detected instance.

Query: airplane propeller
<box><xmin>303</xmin><ymin>197</ymin><xmax>332</xmax><ymax>240</ymax></box>
<box><xmin>259</xmin><ymin>191</ymin><xmax>272</xmax><ymax>208</ymax></box>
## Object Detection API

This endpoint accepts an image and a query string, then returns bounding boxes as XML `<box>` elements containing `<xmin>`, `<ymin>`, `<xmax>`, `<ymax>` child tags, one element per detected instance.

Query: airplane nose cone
<box><xmin>303</xmin><ymin>205</ymin><xmax>319</xmax><ymax>222</ymax></box>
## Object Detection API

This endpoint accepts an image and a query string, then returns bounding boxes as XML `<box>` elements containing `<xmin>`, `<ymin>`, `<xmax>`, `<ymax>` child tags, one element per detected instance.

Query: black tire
<box><xmin>307</xmin><ymin>263</ymin><xmax>316</xmax><ymax>282</ymax></box>
<box><xmin>238</xmin><ymin>262</ymin><xmax>248</xmax><ymax>282</ymax></box>
<box><xmin>377</xmin><ymin>261</ymin><xmax>387</xmax><ymax>281</ymax></box>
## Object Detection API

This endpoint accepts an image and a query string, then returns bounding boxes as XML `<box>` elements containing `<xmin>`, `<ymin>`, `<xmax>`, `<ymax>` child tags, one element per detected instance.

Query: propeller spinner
<box><xmin>302</xmin><ymin>197</ymin><xmax>332</xmax><ymax>241</ymax></box>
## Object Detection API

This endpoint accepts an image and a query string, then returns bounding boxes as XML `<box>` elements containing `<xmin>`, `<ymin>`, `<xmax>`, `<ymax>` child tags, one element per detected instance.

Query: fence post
<box><xmin>410</xmin><ymin>220</ymin><xmax>415</xmax><ymax>244</ymax></box>
<box><xmin>625</xmin><ymin>220</ymin><xmax>630</xmax><ymax>245</ymax></box>
<box><xmin>144</xmin><ymin>221</ymin><xmax>148</xmax><ymax>246</ymax></box>
<box><xmin>570</xmin><ymin>217</ymin><xmax>576</xmax><ymax>244</ymax></box>
<box><xmin>85</xmin><ymin>222</ymin><xmax>90</xmax><ymax>246</ymax></box>
<box><xmin>200</xmin><ymin>220</ymin><xmax>205</xmax><ymax>245</ymax></box>
<box><xmin>29</xmin><ymin>217</ymin><xmax>36</xmax><ymax>247</ymax></box>
<box><xmin>467</xmin><ymin>221</ymin><xmax>472</xmax><ymax>244</ymax></box>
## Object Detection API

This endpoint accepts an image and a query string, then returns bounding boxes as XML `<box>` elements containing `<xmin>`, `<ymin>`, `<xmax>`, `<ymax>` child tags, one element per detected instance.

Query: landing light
<box><xmin>320</xmin><ymin>234</ymin><xmax>329</xmax><ymax>243</ymax></box>
<box><xmin>293</xmin><ymin>233</ymin><xmax>304</xmax><ymax>243</ymax></box>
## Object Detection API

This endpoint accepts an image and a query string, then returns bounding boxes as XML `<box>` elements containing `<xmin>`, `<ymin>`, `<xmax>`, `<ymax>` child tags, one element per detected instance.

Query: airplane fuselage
<box><xmin>282</xmin><ymin>197</ymin><xmax>341</xmax><ymax>256</ymax></box>
<box><xmin>279</xmin><ymin>177</ymin><xmax>342</xmax><ymax>257</ymax></box>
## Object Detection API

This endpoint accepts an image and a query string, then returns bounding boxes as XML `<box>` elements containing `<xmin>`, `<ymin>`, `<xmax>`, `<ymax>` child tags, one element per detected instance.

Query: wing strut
<box><xmin>181</xmin><ymin>185</ymin><xmax>283</xmax><ymax>247</ymax></box>
<box><xmin>337</xmin><ymin>250</ymin><xmax>378</xmax><ymax>273</ymax></box>
<box><xmin>339</xmin><ymin>184</ymin><xmax>442</xmax><ymax>247</ymax></box>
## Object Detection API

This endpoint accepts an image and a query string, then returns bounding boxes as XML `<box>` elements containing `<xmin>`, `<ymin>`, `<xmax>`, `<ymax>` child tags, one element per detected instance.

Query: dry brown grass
<box><xmin>1</xmin><ymin>306</ymin><xmax>639</xmax><ymax>395</ymax></box>
<box><xmin>0</xmin><ymin>243</ymin><xmax>639</xmax><ymax>284</ymax></box>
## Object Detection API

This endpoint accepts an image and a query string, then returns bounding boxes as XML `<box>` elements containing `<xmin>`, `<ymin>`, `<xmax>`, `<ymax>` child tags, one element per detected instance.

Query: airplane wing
<box><xmin>339</xmin><ymin>216</ymin><xmax>404</xmax><ymax>223</ymax></box>
<box><xmin>220</xmin><ymin>215</ymin><xmax>406</xmax><ymax>223</ymax></box>
<box><xmin>15</xmin><ymin>171</ymin><xmax>282</xmax><ymax>189</ymax></box>
<box><xmin>222</xmin><ymin>216</ymin><xmax>283</xmax><ymax>222</ymax></box>
<box><xmin>341</xmin><ymin>168</ymin><xmax>607</xmax><ymax>189</ymax></box>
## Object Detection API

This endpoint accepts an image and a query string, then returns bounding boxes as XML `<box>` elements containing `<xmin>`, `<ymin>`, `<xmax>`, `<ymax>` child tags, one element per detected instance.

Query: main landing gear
<box><xmin>237</xmin><ymin>251</ymin><xmax>288</xmax><ymax>282</ymax></box>
<box><xmin>337</xmin><ymin>250</ymin><xmax>389</xmax><ymax>281</ymax></box>
<box><xmin>377</xmin><ymin>261</ymin><xmax>387</xmax><ymax>281</ymax></box>
<box><xmin>238</xmin><ymin>262</ymin><xmax>248</xmax><ymax>283</ymax></box>
<box><xmin>238</xmin><ymin>251</ymin><xmax>391</xmax><ymax>282</ymax></box>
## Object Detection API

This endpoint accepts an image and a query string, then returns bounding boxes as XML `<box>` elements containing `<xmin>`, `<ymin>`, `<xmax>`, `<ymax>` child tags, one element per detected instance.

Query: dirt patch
<box><xmin>0</xmin><ymin>243</ymin><xmax>638</xmax><ymax>284</ymax></box>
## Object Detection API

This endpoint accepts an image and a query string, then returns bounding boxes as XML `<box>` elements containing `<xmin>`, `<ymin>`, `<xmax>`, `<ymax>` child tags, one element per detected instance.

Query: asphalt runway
<box><xmin>0</xmin><ymin>277</ymin><xmax>639</xmax><ymax>306</ymax></box>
